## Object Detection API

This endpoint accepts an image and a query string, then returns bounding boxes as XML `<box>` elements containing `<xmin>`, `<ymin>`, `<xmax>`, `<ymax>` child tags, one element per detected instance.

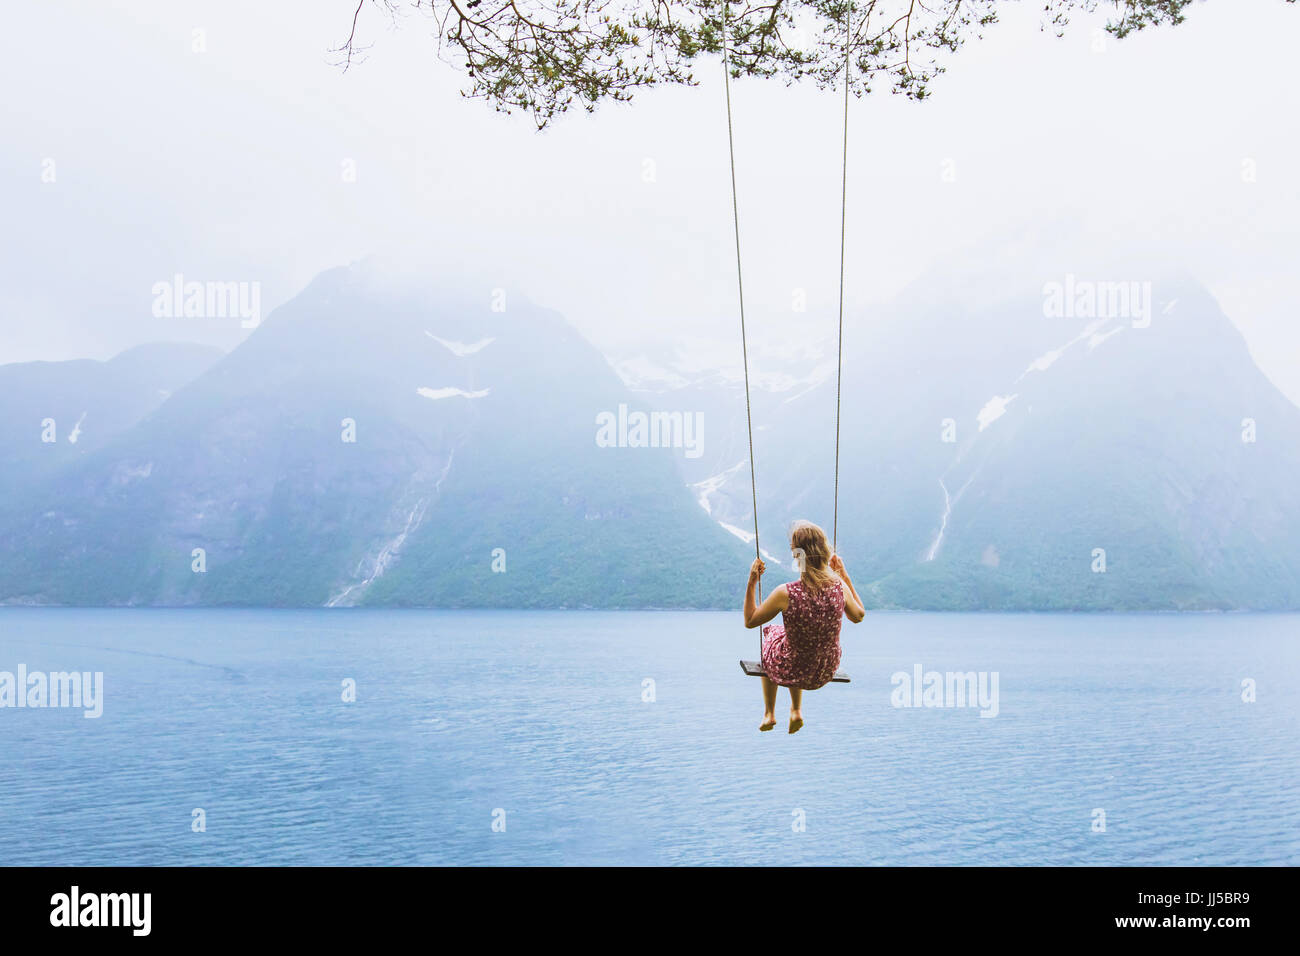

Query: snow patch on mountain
<box><xmin>609</xmin><ymin>340</ymin><xmax>835</xmax><ymax>396</ymax></box>
<box><xmin>718</xmin><ymin>520</ymin><xmax>788</xmax><ymax>568</ymax></box>
<box><xmin>720</xmin><ymin>521</ymin><xmax>755</xmax><ymax>544</ymax></box>
<box><xmin>1023</xmin><ymin>346</ymin><xmax>1066</xmax><ymax>376</ymax></box>
<box><xmin>612</xmin><ymin>355</ymin><xmax>691</xmax><ymax>390</ymax></box>
<box><xmin>68</xmin><ymin>412</ymin><xmax>86</xmax><ymax>445</ymax></box>
<box><xmin>417</xmin><ymin>386</ymin><xmax>490</xmax><ymax>401</ymax></box>
<box><xmin>425</xmin><ymin>332</ymin><xmax>495</xmax><ymax>356</ymax></box>
<box><xmin>1017</xmin><ymin>319</ymin><xmax>1109</xmax><ymax>382</ymax></box>
<box><xmin>978</xmin><ymin>394</ymin><xmax>1018</xmax><ymax>431</ymax></box>
<box><xmin>691</xmin><ymin>460</ymin><xmax>747</xmax><ymax>515</ymax></box>
<box><xmin>932</xmin><ymin>318</ymin><xmax>1120</xmax><ymax>557</ymax></box>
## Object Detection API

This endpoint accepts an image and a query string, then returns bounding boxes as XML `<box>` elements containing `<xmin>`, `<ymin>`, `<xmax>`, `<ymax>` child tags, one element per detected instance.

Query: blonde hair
<box><xmin>790</xmin><ymin>520</ymin><xmax>837</xmax><ymax>593</ymax></box>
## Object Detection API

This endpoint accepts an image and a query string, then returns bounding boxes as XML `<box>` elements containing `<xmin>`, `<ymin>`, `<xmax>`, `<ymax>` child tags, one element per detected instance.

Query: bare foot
<box><xmin>760</xmin><ymin>713</ymin><xmax>776</xmax><ymax>732</ymax></box>
<box><xmin>788</xmin><ymin>712</ymin><xmax>804</xmax><ymax>734</ymax></box>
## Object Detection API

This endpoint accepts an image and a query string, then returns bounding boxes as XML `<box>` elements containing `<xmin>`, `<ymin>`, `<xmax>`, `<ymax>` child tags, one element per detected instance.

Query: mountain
<box><xmin>0</xmin><ymin>263</ymin><xmax>750</xmax><ymax>607</ymax></box>
<box><xmin>644</xmin><ymin>263</ymin><xmax>1300</xmax><ymax>610</ymax></box>
<box><xmin>5</xmin><ymin>257</ymin><xmax>1298</xmax><ymax>610</ymax></box>
<box><xmin>0</xmin><ymin>342</ymin><xmax>223</xmax><ymax>499</ymax></box>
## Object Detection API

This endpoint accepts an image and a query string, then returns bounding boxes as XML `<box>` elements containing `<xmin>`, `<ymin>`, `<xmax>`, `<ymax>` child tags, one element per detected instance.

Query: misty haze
<box><xmin>1</xmin><ymin>0</ymin><xmax>1297</xmax><ymax>903</ymax></box>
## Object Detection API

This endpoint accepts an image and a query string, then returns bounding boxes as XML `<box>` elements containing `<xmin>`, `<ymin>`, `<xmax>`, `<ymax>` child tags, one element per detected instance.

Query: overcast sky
<box><xmin>2</xmin><ymin>1</ymin><xmax>1298</xmax><ymax>400</ymax></box>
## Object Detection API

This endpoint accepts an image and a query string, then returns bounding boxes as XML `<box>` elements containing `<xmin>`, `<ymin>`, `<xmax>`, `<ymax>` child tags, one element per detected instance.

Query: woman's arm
<box><xmin>743</xmin><ymin>558</ymin><xmax>788</xmax><ymax>629</ymax></box>
<box><xmin>830</xmin><ymin>555</ymin><xmax>866</xmax><ymax>623</ymax></box>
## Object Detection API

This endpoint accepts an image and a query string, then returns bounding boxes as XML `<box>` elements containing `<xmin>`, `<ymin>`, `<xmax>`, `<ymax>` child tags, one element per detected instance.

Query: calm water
<box><xmin>1</xmin><ymin>609</ymin><xmax>1296</xmax><ymax>866</ymax></box>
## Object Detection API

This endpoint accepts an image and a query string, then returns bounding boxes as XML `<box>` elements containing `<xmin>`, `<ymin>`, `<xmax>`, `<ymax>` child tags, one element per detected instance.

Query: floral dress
<box><xmin>761</xmin><ymin>578</ymin><xmax>845</xmax><ymax>690</ymax></box>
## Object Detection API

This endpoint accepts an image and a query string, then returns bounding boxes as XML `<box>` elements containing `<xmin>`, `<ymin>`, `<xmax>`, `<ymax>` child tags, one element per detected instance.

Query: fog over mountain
<box><xmin>628</xmin><ymin>253</ymin><xmax>1300</xmax><ymax>611</ymax></box>
<box><xmin>0</xmin><ymin>262</ymin><xmax>748</xmax><ymax>608</ymax></box>
<box><xmin>2</xmin><ymin>255</ymin><xmax>1298</xmax><ymax>610</ymax></box>
<box><xmin>0</xmin><ymin>342</ymin><xmax>223</xmax><ymax>500</ymax></box>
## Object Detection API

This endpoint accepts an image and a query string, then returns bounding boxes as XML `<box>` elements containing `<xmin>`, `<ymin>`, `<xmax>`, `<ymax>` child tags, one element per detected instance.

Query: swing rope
<box><xmin>720</xmin><ymin>1</ymin><xmax>763</xmax><ymax>650</ymax></box>
<box><xmin>833</xmin><ymin>5</ymin><xmax>852</xmax><ymax>554</ymax></box>
<box><xmin>723</xmin><ymin>2</ymin><xmax>853</xmax><ymax>662</ymax></box>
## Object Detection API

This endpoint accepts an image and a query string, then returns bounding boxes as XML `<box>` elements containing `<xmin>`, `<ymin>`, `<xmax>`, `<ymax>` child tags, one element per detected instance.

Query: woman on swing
<box><xmin>743</xmin><ymin>520</ymin><xmax>866</xmax><ymax>733</ymax></box>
